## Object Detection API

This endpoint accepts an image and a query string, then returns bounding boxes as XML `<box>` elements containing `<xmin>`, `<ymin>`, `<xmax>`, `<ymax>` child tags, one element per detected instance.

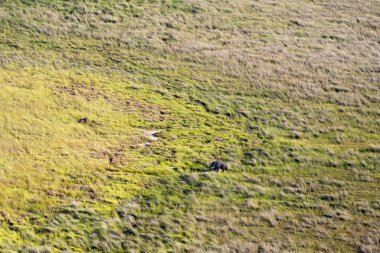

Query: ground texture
<box><xmin>0</xmin><ymin>0</ymin><xmax>379</xmax><ymax>252</ymax></box>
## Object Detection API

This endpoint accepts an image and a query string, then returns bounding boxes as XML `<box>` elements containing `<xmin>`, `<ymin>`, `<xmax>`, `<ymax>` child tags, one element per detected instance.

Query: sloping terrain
<box><xmin>0</xmin><ymin>0</ymin><xmax>379</xmax><ymax>252</ymax></box>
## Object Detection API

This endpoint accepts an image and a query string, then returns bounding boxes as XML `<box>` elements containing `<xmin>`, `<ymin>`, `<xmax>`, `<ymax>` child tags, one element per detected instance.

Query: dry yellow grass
<box><xmin>0</xmin><ymin>0</ymin><xmax>379</xmax><ymax>252</ymax></box>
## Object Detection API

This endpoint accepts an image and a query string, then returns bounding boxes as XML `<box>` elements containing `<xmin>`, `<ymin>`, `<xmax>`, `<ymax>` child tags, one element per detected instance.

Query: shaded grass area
<box><xmin>0</xmin><ymin>0</ymin><xmax>379</xmax><ymax>252</ymax></box>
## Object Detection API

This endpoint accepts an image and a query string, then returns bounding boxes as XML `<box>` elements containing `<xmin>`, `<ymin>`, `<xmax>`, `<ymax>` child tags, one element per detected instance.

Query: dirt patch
<box><xmin>109</xmin><ymin>98</ymin><xmax>165</xmax><ymax>122</ymax></box>
<box><xmin>53</xmin><ymin>81</ymin><xmax>166</xmax><ymax>123</ymax></box>
<box><xmin>90</xmin><ymin>145</ymin><xmax>129</xmax><ymax>166</ymax></box>
<box><xmin>54</xmin><ymin>81</ymin><xmax>104</xmax><ymax>101</ymax></box>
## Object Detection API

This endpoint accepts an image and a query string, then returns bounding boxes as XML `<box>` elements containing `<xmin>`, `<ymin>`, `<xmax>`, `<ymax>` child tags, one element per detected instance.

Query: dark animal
<box><xmin>209</xmin><ymin>160</ymin><xmax>229</xmax><ymax>172</ymax></box>
<box><xmin>78</xmin><ymin>117</ymin><xmax>89</xmax><ymax>124</ymax></box>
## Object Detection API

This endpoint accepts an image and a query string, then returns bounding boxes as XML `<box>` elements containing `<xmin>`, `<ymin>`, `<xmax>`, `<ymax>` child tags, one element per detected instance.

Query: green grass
<box><xmin>0</xmin><ymin>0</ymin><xmax>379</xmax><ymax>252</ymax></box>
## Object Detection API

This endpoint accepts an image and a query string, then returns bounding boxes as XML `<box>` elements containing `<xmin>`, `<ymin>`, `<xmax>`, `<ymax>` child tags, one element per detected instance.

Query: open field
<box><xmin>0</xmin><ymin>0</ymin><xmax>379</xmax><ymax>252</ymax></box>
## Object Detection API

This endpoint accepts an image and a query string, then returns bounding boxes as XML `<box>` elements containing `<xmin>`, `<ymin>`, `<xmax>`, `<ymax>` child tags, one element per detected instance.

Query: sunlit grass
<box><xmin>0</xmin><ymin>0</ymin><xmax>379</xmax><ymax>252</ymax></box>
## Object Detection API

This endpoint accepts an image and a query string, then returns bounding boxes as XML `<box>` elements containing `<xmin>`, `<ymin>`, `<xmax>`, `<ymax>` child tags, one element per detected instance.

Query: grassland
<box><xmin>0</xmin><ymin>0</ymin><xmax>379</xmax><ymax>252</ymax></box>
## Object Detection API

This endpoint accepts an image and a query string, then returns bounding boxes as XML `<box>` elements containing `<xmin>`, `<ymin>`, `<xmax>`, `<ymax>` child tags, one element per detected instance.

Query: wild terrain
<box><xmin>0</xmin><ymin>0</ymin><xmax>379</xmax><ymax>252</ymax></box>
